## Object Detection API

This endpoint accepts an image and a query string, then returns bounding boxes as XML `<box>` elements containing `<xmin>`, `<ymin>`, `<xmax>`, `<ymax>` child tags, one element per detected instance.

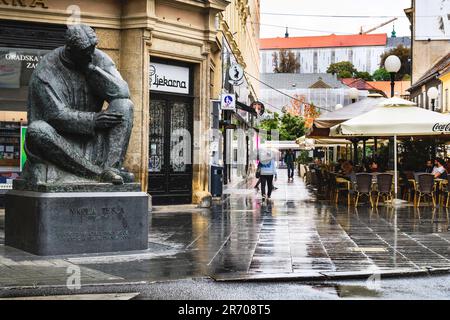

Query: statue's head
<box><xmin>65</xmin><ymin>24</ymin><xmax>98</xmax><ymax>66</ymax></box>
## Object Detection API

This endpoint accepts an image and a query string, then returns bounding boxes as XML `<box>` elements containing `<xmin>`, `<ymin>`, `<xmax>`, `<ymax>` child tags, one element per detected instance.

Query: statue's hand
<box><xmin>83</xmin><ymin>62</ymin><xmax>97</xmax><ymax>75</ymax></box>
<box><xmin>95</xmin><ymin>112</ymin><xmax>123</xmax><ymax>129</ymax></box>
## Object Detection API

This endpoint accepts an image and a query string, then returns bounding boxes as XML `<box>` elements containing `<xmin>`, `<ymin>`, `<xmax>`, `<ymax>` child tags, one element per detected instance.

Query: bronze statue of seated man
<box><xmin>22</xmin><ymin>24</ymin><xmax>134</xmax><ymax>186</ymax></box>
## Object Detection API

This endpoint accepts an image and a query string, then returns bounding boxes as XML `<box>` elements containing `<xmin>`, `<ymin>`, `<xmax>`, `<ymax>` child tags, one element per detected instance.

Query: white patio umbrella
<box><xmin>330</xmin><ymin>97</ymin><xmax>450</xmax><ymax>204</ymax></box>
<box><xmin>297</xmin><ymin>136</ymin><xmax>352</xmax><ymax>149</ymax></box>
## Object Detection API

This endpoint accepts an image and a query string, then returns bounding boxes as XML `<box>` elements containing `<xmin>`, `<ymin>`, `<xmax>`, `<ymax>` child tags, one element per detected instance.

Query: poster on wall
<box><xmin>416</xmin><ymin>0</ymin><xmax>450</xmax><ymax>40</ymax></box>
<box><xmin>0</xmin><ymin>52</ymin><xmax>21</xmax><ymax>89</ymax></box>
<box><xmin>149</xmin><ymin>62</ymin><xmax>190</xmax><ymax>94</ymax></box>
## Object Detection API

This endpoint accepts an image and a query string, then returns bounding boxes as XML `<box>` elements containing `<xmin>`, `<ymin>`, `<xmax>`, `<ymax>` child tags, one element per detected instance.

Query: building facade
<box><xmin>405</xmin><ymin>0</ymin><xmax>450</xmax><ymax>84</ymax></box>
<box><xmin>214</xmin><ymin>0</ymin><xmax>261</xmax><ymax>186</ymax></box>
<box><xmin>260</xmin><ymin>34</ymin><xmax>410</xmax><ymax>75</ymax></box>
<box><xmin>259</xmin><ymin>73</ymin><xmax>368</xmax><ymax>114</ymax></box>
<box><xmin>408</xmin><ymin>53</ymin><xmax>450</xmax><ymax>112</ymax></box>
<box><xmin>439</xmin><ymin>66</ymin><xmax>450</xmax><ymax>113</ymax></box>
<box><xmin>0</xmin><ymin>0</ymin><xmax>262</xmax><ymax>205</ymax></box>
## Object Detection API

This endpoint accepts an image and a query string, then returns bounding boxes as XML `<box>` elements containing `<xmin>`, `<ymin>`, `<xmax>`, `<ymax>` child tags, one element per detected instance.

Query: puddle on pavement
<box><xmin>312</xmin><ymin>283</ymin><xmax>382</xmax><ymax>298</ymax></box>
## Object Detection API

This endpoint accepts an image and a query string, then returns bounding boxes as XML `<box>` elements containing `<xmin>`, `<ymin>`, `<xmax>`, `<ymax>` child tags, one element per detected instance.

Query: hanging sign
<box><xmin>250</xmin><ymin>101</ymin><xmax>265</xmax><ymax>117</ymax></box>
<box><xmin>221</xmin><ymin>93</ymin><xmax>236</xmax><ymax>111</ymax></box>
<box><xmin>149</xmin><ymin>62</ymin><xmax>190</xmax><ymax>94</ymax></box>
<box><xmin>228</xmin><ymin>63</ymin><xmax>244</xmax><ymax>86</ymax></box>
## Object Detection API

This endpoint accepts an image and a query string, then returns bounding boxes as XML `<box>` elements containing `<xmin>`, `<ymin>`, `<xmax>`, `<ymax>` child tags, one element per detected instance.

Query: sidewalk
<box><xmin>1</xmin><ymin>170</ymin><xmax>450</xmax><ymax>295</ymax></box>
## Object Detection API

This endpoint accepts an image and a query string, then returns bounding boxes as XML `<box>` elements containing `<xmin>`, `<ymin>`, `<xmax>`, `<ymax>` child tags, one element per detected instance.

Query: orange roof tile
<box><xmin>260</xmin><ymin>34</ymin><xmax>387</xmax><ymax>50</ymax></box>
<box><xmin>341</xmin><ymin>78</ymin><xmax>379</xmax><ymax>91</ymax></box>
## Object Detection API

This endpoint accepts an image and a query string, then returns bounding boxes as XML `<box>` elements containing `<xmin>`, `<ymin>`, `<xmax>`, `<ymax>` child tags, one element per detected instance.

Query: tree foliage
<box><xmin>279</xmin><ymin>113</ymin><xmax>306</xmax><ymax>141</ymax></box>
<box><xmin>258</xmin><ymin>111</ymin><xmax>306</xmax><ymax>141</ymax></box>
<box><xmin>380</xmin><ymin>45</ymin><xmax>411</xmax><ymax>81</ymax></box>
<box><xmin>272</xmin><ymin>49</ymin><xmax>300</xmax><ymax>73</ymax></box>
<box><xmin>372</xmin><ymin>68</ymin><xmax>391</xmax><ymax>81</ymax></box>
<box><xmin>326</xmin><ymin>61</ymin><xmax>357</xmax><ymax>79</ymax></box>
<box><xmin>355</xmin><ymin>71</ymin><xmax>373</xmax><ymax>81</ymax></box>
<box><xmin>303</xmin><ymin>103</ymin><xmax>320</xmax><ymax>129</ymax></box>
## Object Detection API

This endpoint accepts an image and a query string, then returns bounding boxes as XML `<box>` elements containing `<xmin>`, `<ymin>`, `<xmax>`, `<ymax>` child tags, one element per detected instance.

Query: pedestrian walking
<box><xmin>258</xmin><ymin>148</ymin><xmax>277</xmax><ymax>201</ymax></box>
<box><xmin>284</xmin><ymin>149</ymin><xmax>295</xmax><ymax>182</ymax></box>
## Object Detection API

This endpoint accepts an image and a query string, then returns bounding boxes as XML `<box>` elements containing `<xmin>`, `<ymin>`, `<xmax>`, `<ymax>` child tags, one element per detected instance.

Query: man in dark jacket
<box><xmin>284</xmin><ymin>149</ymin><xmax>295</xmax><ymax>182</ymax></box>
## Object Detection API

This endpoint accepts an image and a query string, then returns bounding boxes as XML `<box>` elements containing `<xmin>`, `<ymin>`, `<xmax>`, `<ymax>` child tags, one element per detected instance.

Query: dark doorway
<box><xmin>148</xmin><ymin>94</ymin><xmax>193</xmax><ymax>205</ymax></box>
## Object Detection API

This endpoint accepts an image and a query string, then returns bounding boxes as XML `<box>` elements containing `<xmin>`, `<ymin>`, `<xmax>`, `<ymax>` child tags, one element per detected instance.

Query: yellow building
<box><xmin>0</xmin><ymin>0</ymin><xmax>261</xmax><ymax>205</ymax></box>
<box><xmin>212</xmin><ymin>0</ymin><xmax>261</xmax><ymax>185</ymax></box>
<box><xmin>439</xmin><ymin>66</ymin><xmax>450</xmax><ymax>113</ymax></box>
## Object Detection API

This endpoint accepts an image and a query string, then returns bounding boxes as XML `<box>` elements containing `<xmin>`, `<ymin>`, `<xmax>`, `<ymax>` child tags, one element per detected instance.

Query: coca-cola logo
<box><xmin>432</xmin><ymin>123</ymin><xmax>450</xmax><ymax>132</ymax></box>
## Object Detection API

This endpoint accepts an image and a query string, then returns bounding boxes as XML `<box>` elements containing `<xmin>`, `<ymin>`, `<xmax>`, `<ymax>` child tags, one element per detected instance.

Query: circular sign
<box><xmin>229</xmin><ymin>63</ymin><xmax>244</xmax><ymax>82</ymax></box>
<box><xmin>251</xmin><ymin>101</ymin><xmax>265</xmax><ymax>116</ymax></box>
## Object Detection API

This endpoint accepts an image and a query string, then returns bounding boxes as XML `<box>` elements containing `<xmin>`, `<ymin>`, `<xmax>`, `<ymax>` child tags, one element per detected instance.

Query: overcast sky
<box><xmin>260</xmin><ymin>0</ymin><xmax>412</xmax><ymax>38</ymax></box>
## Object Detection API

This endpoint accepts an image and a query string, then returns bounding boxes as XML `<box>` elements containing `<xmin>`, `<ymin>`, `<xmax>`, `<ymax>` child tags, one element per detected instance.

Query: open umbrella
<box><xmin>330</xmin><ymin>97</ymin><xmax>450</xmax><ymax>204</ymax></box>
<box><xmin>314</xmin><ymin>94</ymin><xmax>387</xmax><ymax>129</ymax></box>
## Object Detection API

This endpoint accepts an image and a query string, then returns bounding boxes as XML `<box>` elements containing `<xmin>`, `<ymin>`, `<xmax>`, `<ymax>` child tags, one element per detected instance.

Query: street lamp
<box><xmin>384</xmin><ymin>55</ymin><xmax>401</xmax><ymax>97</ymax></box>
<box><xmin>349</xmin><ymin>88</ymin><xmax>359</xmax><ymax>103</ymax></box>
<box><xmin>427</xmin><ymin>87</ymin><xmax>439</xmax><ymax>111</ymax></box>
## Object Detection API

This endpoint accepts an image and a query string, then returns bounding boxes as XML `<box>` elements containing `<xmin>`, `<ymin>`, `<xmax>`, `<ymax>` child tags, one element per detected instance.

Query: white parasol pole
<box><xmin>394</xmin><ymin>134</ymin><xmax>398</xmax><ymax>200</ymax></box>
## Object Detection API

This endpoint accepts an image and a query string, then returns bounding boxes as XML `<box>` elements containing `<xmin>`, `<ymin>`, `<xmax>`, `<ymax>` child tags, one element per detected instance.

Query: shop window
<box><xmin>0</xmin><ymin>47</ymin><xmax>50</xmax><ymax>112</ymax></box>
<box><xmin>0</xmin><ymin>121</ymin><xmax>21</xmax><ymax>183</ymax></box>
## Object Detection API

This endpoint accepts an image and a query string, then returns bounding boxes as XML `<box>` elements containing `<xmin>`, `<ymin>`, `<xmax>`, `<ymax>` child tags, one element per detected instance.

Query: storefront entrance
<box><xmin>148</xmin><ymin>94</ymin><xmax>193</xmax><ymax>205</ymax></box>
<box><xmin>0</xmin><ymin>20</ymin><xmax>66</xmax><ymax>206</ymax></box>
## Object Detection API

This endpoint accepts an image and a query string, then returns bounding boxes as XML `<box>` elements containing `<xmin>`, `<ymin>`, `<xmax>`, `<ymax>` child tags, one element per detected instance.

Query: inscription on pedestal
<box><xmin>5</xmin><ymin>191</ymin><xmax>149</xmax><ymax>255</ymax></box>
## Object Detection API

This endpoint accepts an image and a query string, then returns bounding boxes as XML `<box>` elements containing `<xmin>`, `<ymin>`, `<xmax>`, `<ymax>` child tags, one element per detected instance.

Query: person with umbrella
<box><xmin>258</xmin><ymin>148</ymin><xmax>277</xmax><ymax>201</ymax></box>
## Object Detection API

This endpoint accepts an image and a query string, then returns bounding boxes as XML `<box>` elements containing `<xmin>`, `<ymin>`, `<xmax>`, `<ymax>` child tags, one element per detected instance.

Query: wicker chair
<box><xmin>415</xmin><ymin>173</ymin><xmax>436</xmax><ymax>207</ymax></box>
<box><xmin>354</xmin><ymin>173</ymin><xmax>374</xmax><ymax>207</ymax></box>
<box><xmin>444</xmin><ymin>175</ymin><xmax>450</xmax><ymax>207</ymax></box>
<box><xmin>304</xmin><ymin>165</ymin><xmax>311</xmax><ymax>184</ymax></box>
<box><xmin>401</xmin><ymin>171</ymin><xmax>415</xmax><ymax>202</ymax></box>
<box><xmin>328</xmin><ymin>172</ymin><xmax>337</xmax><ymax>201</ymax></box>
<box><xmin>375</xmin><ymin>173</ymin><xmax>393</xmax><ymax>207</ymax></box>
<box><xmin>332</xmin><ymin>175</ymin><xmax>352</xmax><ymax>206</ymax></box>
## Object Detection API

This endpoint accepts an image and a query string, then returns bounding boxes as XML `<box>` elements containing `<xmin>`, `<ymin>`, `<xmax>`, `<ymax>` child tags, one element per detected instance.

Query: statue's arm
<box><xmin>39</xmin><ymin>81</ymin><xmax>96</xmax><ymax>136</ymax></box>
<box><xmin>86</xmin><ymin>58</ymin><xmax>130</xmax><ymax>102</ymax></box>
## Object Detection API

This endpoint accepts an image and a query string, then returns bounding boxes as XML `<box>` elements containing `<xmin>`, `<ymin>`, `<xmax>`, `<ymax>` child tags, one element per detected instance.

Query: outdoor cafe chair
<box><xmin>332</xmin><ymin>174</ymin><xmax>352</xmax><ymax>206</ymax></box>
<box><xmin>354</xmin><ymin>173</ymin><xmax>374</xmax><ymax>207</ymax></box>
<box><xmin>402</xmin><ymin>171</ymin><xmax>416</xmax><ymax>202</ymax></box>
<box><xmin>375</xmin><ymin>173</ymin><xmax>393</xmax><ymax>207</ymax></box>
<box><xmin>443</xmin><ymin>175</ymin><xmax>450</xmax><ymax>207</ymax></box>
<box><xmin>415</xmin><ymin>173</ymin><xmax>436</xmax><ymax>207</ymax></box>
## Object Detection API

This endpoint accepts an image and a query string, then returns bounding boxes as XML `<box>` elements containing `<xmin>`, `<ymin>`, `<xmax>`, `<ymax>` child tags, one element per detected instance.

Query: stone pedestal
<box><xmin>5</xmin><ymin>190</ymin><xmax>149</xmax><ymax>256</ymax></box>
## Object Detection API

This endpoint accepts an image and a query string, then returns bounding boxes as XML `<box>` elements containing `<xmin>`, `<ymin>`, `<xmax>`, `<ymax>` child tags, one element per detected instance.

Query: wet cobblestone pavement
<box><xmin>1</xmin><ymin>170</ymin><xmax>450</xmax><ymax>290</ymax></box>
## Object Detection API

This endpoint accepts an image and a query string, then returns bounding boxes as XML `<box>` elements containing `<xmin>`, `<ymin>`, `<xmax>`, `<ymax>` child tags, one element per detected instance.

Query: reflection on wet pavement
<box><xmin>83</xmin><ymin>173</ymin><xmax>450</xmax><ymax>282</ymax></box>
<box><xmin>1</xmin><ymin>171</ymin><xmax>450</xmax><ymax>287</ymax></box>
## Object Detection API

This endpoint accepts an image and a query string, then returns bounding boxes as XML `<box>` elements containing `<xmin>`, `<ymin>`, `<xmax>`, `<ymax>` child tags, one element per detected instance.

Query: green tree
<box><xmin>273</xmin><ymin>49</ymin><xmax>300</xmax><ymax>73</ymax></box>
<box><xmin>259</xmin><ymin>112</ymin><xmax>280</xmax><ymax>131</ymax></box>
<box><xmin>355</xmin><ymin>71</ymin><xmax>373</xmax><ymax>81</ymax></box>
<box><xmin>279</xmin><ymin>113</ymin><xmax>306</xmax><ymax>141</ymax></box>
<box><xmin>326</xmin><ymin>61</ymin><xmax>357</xmax><ymax>79</ymax></box>
<box><xmin>372</xmin><ymin>68</ymin><xmax>391</xmax><ymax>81</ymax></box>
<box><xmin>380</xmin><ymin>45</ymin><xmax>411</xmax><ymax>81</ymax></box>
<box><xmin>257</xmin><ymin>111</ymin><xmax>305</xmax><ymax>141</ymax></box>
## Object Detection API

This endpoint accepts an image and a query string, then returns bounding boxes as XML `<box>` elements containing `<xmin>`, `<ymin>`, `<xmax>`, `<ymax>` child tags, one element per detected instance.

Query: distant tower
<box><xmin>285</xmin><ymin>27</ymin><xmax>289</xmax><ymax>38</ymax></box>
<box><xmin>391</xmin><ymin>24</ymin><xmax>397</xmax><ymax>38</ymax></box>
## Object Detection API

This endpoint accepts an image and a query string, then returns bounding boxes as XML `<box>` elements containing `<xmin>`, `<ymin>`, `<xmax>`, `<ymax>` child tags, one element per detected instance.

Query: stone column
<box><xmin>119</xmin><ymin>28</ymin><xmax>150</xmax><ymax>192</ymax></box>
<box><xmin>192</xmin><ymin>49</ymin><xmax>212</xmax><ymax>206</ymax></box>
